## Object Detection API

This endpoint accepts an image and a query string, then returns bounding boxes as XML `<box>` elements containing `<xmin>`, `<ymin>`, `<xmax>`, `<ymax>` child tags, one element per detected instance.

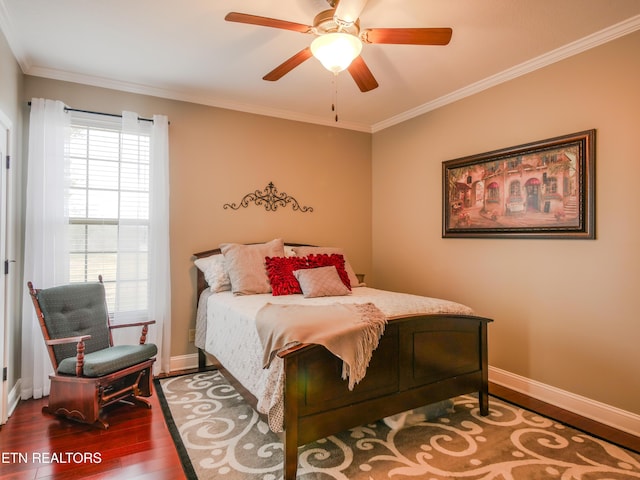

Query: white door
<box><xmin>0</xmin><ymin>110</ymin><xmax>11</xmax><ymax>424</ymax></box>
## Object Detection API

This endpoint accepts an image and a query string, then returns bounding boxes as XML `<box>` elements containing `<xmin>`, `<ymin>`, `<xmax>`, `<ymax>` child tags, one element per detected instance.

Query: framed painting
<box><xmin>442</xmin><ymin>129</ymin><xmax>595</xmax><ymax>239</ymax></box>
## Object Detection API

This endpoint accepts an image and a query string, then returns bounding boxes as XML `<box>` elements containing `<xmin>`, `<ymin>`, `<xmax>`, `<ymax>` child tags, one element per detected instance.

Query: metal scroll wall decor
<box><xmin>223</xmin><ymin>182</ymin><xmax>314</xmax><ymax>213</ymax></box>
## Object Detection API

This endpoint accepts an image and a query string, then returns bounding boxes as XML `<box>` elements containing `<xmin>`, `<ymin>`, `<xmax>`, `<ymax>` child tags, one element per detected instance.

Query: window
<box><xmin>487</xmin><ymin>182</ymin><xmax>500</xmax><ymax>202</ymax></box>
<box><xmin>507</xmin><ymin>157</ymin><xmax>522</xmax><ymax>170</ymax></box>
<box><xmin>509</xmin><ymin>180</ymin><xmax>521</xmax><ymax>198</ymax></box>
<box><xmin>67</xmin><ymin>113</ymin><xmax>151</xmax><ymax>319</ymax></box>
<box><xmin>545</xmin><ymin>176</ymin><xmax>558</xmax><ymax>194</ymax></box>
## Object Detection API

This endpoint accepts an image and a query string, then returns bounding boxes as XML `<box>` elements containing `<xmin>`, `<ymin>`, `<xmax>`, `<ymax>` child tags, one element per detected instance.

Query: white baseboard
<box><xmin>169</xmin><ymin>352</ymin><xmax>214</xmax><ymax>372</ymax></box>
<box><xmin>169</xmin><ymin>353</ymin><xmax>200</xmax><ymax>371</ymax></box>
<box><xmin>489</xmin><ymin>366</ymin><xmax>640</xmax><ymax>437</ymax></box>
<box><xmin>6</xmin><ymin>378</ymin><xmax>22</xmax><ymax>419</ymax></box>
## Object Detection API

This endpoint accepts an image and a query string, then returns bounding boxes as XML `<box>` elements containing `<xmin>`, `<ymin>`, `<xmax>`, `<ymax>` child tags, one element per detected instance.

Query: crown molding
<box><xmin>371</xmin><ymin>14</ymin><xmax>640</xmax><ymax>133</ymax></box>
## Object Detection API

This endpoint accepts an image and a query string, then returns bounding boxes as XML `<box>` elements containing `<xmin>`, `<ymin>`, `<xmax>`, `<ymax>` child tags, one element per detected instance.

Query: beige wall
<box><xmin>22</xmin><ymin>77</ymin><xmax>373</xmax><ymax>361</ymax></box>
<box><xmin>372</xmin><ymin>31</ymin><xmax>640</xmax><ymax>415</ymax></box>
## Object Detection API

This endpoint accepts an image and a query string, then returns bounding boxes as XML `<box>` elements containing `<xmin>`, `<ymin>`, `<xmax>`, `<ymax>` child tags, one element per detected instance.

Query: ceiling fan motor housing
<box><xmin>313</xmin><ymin>9</ymin><xmax>360</xmax><ymax>36</ymax></box>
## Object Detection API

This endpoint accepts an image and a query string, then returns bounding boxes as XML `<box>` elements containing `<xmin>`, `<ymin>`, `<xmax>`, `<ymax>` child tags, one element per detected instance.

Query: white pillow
<box><xmin>194</xmin><ymin>254</ymin><xmax>231</xmax><ymax>292</ymax></box>
<box><xmin>220</xmin><ymin>239</ymin><xmax>285</xmax><ymax>295</ymax></box>
<box><xmin>292</xmin><ymin>246</ymin><xmax>364</xmax><ymax>287</ymax></box>
<box><xmin>293</xmin><ymin>266</ymin><xmax>351</xmax><ymax>298</ymax></box>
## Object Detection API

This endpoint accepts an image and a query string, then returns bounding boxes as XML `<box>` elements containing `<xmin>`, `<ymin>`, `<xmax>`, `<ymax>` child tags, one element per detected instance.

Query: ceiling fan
<box><xmin>225</xmin><ymin>0</ymin><xmax>452</xmax><ymax>92</ymax></box>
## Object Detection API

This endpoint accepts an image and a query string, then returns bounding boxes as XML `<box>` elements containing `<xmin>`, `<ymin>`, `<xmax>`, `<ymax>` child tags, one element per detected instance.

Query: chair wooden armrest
<box><xmin>46</xmin><ymin>335</ymin><xmax>92</xmax><ymax>376</ymax></box>
<box><xmin>109</xmin><ymin>320</ymin><xmax>156</xmax><ymax>344</ymax></box>
<box><xmin>108</xmin><ymin>320</ymin><xmax>156</xmax><ymax>329</ymax></box>
<box><xmin>45</xmin><ymin>335</ymin><xmax>92</xmax><ymax>346</ymax></box>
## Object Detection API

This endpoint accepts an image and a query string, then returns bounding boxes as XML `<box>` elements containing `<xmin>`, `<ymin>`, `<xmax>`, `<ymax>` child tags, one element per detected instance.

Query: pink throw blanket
<box><xmin>255</xmin><ymin>302</ymin><xmax>387</xmax><ymax>390</ymax></box>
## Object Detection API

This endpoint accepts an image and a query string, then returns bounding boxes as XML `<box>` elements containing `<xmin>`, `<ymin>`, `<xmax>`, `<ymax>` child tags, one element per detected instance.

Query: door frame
<box><xmin>0</xmin><ymin>108</ymin><xmax>13</xmax><ymax>424</ymax></box>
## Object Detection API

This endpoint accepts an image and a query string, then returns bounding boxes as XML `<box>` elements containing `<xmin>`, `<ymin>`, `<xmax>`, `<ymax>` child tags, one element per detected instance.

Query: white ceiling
<box><xmin>1</xmin><ymin>0</ymin><xmax>640</xmax><ymax>132</ymax></box>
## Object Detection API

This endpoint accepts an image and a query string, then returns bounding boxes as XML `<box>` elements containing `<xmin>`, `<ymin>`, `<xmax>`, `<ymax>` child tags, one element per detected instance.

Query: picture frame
<box><xmin>442</xmin><ymin>129</ymin><xmax>595</xmax><ymax>239</ymax></box>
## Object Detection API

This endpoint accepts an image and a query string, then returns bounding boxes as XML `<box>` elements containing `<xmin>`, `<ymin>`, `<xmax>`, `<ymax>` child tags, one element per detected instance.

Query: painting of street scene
<box><xmin>443</xmin><ymin>130</ymin><xmax>594</xmax><ymax>238</ymax></box>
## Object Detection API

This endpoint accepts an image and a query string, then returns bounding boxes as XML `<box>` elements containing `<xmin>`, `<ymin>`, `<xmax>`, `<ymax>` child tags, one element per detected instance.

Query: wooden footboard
<box><xmin>279</xmin><ymin>314</ymin><xmax>491</xmax><ymax>480</ymax></box>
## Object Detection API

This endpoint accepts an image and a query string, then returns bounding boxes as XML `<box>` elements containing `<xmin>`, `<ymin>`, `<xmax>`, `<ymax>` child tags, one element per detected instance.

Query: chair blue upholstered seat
<box><xmin>57</xmin><ymin>343</ymin><xmax>158</xmax><ymax>377</ymax></box>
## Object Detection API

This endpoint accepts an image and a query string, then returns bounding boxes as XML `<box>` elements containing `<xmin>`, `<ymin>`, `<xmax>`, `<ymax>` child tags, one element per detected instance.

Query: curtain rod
<box><xmin>27</xmin><ymin>101</ymin><xmax>155</xmax><ymax>123</ymax></box>
<box><xmin>65</xmin><ymin>106</ymin><xmax>154</xmax><ymax>123</ymax></box>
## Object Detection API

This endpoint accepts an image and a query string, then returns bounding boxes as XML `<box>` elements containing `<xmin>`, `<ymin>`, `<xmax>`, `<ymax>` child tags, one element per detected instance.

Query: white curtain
<box><xmin>21</xmin><ymin>98</ymin><xmax>70</xmax><ymax>399</ymax></box>
<box><xmin>149</xmin><ymin>114</ymin><xmax>171</xmax><ymax>374</ymax></box>
<box><xmin>117</xmin><ymin>111</ymin><xmax>171</xmax><ymax>374</ymax></box>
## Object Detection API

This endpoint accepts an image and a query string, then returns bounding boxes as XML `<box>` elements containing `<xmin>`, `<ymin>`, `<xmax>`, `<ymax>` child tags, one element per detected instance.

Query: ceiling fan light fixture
<box><xmin>310</xmin><ymin>32</ymin><xmax>362</xmax><ymax>74</ymax></box>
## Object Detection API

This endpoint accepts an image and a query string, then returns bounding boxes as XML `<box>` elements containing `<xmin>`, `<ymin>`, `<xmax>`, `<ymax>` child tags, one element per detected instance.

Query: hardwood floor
<box><xmin>0</xmin><ymin>381</ymin><xmax>185</xmax><ymax>480</ymax></box>
<box><xmin>1</xmin><ymin>377</ymin><xmax>637</xmax><ymax>479</ymax></box>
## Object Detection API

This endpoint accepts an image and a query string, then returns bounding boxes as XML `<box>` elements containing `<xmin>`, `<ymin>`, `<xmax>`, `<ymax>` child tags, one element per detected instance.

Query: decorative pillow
<box><xmin>194</xmin><ymin>254</ymin><xmax>231</xmax><ymax>292</ymax></box>
<box><xmin>220</xmin><ymin>239</ymin><xmax>285</xmax><ymax>295</ymax></box>
<box><xmin>293</xmin><ymin>266</ymin><xmax>351</xmax><ymax>298</ymax></box>
<box><xmin>306</xmin><ymin>253</ymin><xmax>351</xmax><ymax>290</ymax></box>
<box><xmin>265</xmin><ymin>256</ymin><xmax>308</xmax><ymax>296</ymax></box>
<box><xmin>292</xmin><ymin>246</ymin><xmax>363</xmax><ymax>287</ymax></box>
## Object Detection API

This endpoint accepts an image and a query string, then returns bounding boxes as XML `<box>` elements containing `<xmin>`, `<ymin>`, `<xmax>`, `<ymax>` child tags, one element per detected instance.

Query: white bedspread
<box><xmin>200</xmin><ymin>287</ymin><xmax>474</xmax><ymax>432</ymax></box>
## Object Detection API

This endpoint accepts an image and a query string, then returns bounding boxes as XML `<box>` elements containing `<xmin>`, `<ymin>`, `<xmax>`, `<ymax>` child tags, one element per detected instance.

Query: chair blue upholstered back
<box><xmin>35</xmin><ymin>282</ymin><xmax>111</xmax><ymax>366</ymax></box>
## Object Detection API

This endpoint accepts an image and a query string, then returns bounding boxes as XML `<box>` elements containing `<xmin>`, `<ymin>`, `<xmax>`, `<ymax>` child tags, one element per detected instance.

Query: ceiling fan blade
<box><xmin>263</xmin><ymin>47</ymin><xmax>313</xmax><ymax>81</ymax></box>
<box><xmin>347</xmin><ymin>56</ymin><xmax>379</xmax><ymax>92</ymax></box>
<box><xmin>225</xmin><ymin>12</ymin><xmax>313</xmax><ymax>33</ymax></box>
<box><xmin>361</xmin><ymin>27</ymin><xmax>452</xmax><ymax>45</ymax></box>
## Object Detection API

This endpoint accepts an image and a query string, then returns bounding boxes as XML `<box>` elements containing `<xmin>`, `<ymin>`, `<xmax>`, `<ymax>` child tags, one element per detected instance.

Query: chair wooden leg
<box><xmin>128</xmin><ymin>396</ymin><xmax>153</xmax><ymax>409</ymax></box>
<box><xmin>41</xmin><ymin>405</ymin><xmax>110</xmax><ymax>429</ymax></box>
<box><xmin>104</xmin><ymin>368</ymin><xmax>153</xmax><ymax>408</ymax></box>
<box><xmin>44</xmin><ymin>377</ymin><xmax>108</xmax><ymax>428</ymax></box>
<box><xmin>135</xmin><ymin>366</ymin><xmax>153</xmax><ymax>397</ymax></box>
<box><xmin>125</xmin><ymin>366</ymin><xmax>153</xmax><ymax>409</ymax></box>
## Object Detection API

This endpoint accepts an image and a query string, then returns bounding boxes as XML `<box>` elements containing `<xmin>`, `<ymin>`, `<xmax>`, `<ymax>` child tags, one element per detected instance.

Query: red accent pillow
<box><xmin>306</xmin><ymin>254</ymin><xmax>352</xmax><ymax>290</ymax></box>
<box><xmin>265</xmin><ymin>256</ymin><xmax>308</xmax><ymax>295</ymax></box>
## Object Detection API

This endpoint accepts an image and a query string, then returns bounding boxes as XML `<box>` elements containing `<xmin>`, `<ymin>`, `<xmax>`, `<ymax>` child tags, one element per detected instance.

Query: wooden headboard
<box><xmin>193</xmin><ymin>247</ymin><xmax>222</xmax><ymax>300</ymax></box>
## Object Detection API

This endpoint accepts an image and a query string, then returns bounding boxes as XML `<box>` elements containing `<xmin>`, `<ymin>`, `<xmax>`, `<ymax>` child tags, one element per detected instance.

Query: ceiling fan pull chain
<box><xmin>332</xmin><ymin>73</ymin><xmax>339</xmax><ymax>122</ymax></box>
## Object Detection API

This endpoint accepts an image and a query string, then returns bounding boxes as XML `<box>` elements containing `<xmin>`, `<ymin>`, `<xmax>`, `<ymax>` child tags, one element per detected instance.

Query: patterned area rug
<box><xmin>156</xmin><ymin>370</ymin><xmax>640</xmax><ymax>479</ymax></box>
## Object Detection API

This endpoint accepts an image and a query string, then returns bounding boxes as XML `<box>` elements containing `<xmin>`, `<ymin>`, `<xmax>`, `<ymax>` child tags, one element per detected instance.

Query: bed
<box><xmin>193</xmin><ymin>240</ymin><xmax>492</xmax><ymax>479</ymax></box>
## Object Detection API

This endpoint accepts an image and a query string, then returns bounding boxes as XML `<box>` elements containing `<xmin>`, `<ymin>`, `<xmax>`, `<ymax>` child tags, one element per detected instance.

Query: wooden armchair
<box><xmin>27</xmin><ymin>277</ymin><xmax>157</xmax><ymax>429</ymax></box>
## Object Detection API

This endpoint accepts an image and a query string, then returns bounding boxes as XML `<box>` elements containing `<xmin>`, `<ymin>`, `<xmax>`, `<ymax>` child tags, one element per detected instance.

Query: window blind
<box><xmin>68</xmin><ymin>111</ymin><xmax>151</xmax><ymax>318</ymax></box>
